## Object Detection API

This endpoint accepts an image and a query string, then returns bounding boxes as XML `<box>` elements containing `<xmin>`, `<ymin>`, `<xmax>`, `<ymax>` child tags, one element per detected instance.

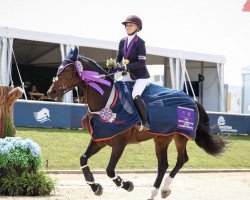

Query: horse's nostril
<box><xmin>50</xmin><ymin>90</ymin><xmax>56</xmax><ymax>95</ymax></box>
<box><xmin>47</xmin><ymin>89</ymin><xmax>55</xmax><ymax>96</ymax></box>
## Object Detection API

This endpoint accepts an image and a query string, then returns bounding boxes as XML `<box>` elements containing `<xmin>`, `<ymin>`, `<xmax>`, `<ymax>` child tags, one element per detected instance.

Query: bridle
<box><xmin>53</xmin><ymin>62</ymin><xmax>80</xmax><ymax>95</ymax></box>
<box><xmin>53</xmin><ymin>58</ymin><xmax>117</xmax><ymax>99</ymax></box>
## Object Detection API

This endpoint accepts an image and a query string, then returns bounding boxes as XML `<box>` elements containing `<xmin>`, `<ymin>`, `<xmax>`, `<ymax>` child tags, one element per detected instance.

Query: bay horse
<box><xmin>47</xmin><ymin>48</ymin><xmax>226</xmax><ymax>200</ymax></box>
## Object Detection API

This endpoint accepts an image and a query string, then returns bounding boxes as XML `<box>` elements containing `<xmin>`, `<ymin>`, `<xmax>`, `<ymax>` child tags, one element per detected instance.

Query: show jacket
<box><xmin>116</xmin><ymin>35</ymin><xmax>150</xmax><ymax>80</ymax></box>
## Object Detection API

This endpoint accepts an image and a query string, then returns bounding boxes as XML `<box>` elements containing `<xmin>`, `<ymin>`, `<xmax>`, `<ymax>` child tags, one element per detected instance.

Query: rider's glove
<box><xmin>115</xmin><ymin>63</ymin><xmax>126</xmax><ymax>72</ymax></box>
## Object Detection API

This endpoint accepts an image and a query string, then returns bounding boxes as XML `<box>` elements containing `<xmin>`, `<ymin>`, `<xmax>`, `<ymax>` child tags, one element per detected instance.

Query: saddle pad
<box><xmin>85</xmin><ymin>82</ymin><xmax>198</xmax><ymax>141</ymax></box>
<box><xmin>142</xmin><ymin>83</ymin><xmax>198</xmax><ymax>140</ymax></box>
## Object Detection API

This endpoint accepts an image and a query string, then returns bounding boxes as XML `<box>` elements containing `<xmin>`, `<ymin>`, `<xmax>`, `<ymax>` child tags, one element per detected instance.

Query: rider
<box><xmin>116</xmin><ymin>15</ymin><xmax>151</xmax><ymax>130</ymax></box>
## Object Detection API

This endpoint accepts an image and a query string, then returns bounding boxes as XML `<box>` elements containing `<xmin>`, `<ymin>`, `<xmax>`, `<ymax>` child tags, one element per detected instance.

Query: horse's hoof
<box><xmin>122</xmin><ymin>181</ymin><xmax>134</xmax><ymax>192</ymax></box>
<box><xmin>127</xmin><ymin>181</ymin><xmax>134</xmax><ymax>192</ymax></box>
<box><xmin>161</xmin><ymin>189</ymin><xmax>171</xmax><ymax>198</ymax></box>
<box><xmin>94</xmin><ymin>183</ymin><xmax>103</xmax><ymax>196</ymax></box>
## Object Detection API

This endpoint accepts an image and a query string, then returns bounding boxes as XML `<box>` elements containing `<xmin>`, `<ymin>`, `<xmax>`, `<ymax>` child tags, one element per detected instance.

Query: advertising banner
<box><xmin>13</xmin><ymin>100</ymin><xmax>250</xmax><ymax>134</ymax></box>
<box><xmin>208</xmin><ymin>112</ymin><xmax>250</xmax><ymax>134</ymax></box>
<box><xmin>14</xmin><ymin>100</ymin><xmax>87</xmax><ymax>129</ymax></box>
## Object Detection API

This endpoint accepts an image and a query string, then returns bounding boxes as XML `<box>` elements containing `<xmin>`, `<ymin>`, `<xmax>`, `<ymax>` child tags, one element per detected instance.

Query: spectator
<box><xmin>30</xmin><ymin>85</ymin><xmax>39</xmax><ymax>93</ymax></box>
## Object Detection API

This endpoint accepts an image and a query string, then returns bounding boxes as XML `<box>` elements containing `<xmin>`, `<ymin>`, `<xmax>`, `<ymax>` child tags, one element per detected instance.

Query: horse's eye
<box><xmin>53</xmin><ymin>77</ymin><xmax>58</xmax><ymax>82</ymax></box>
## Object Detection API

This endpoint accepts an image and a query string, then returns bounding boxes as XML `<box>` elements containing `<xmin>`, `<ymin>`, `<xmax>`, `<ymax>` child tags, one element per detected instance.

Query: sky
<box><xmin>0</xmin><ymin>0</ymin><xmax>249</xmax><ymax>86</ymax></box>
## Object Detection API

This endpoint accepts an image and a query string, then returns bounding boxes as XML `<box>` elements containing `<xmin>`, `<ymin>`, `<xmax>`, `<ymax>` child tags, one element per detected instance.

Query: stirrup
<box><xmin>137</xmin><ymin>122</ymin><xmax>150</xmax><ymax>131</ymax></box>
<box><xmin>142</xmin><ymin>122</ymin><xmax>150</xmax><ymax>131</ymax></box>
<box><xmin>136</xmin><ymin>122</ymin><xmax>144</xmax><ymax>131</ymax></box>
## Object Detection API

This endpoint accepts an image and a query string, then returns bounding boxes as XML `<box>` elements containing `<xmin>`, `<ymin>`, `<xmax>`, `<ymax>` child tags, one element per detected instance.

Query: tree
<box><xmin>0</xmin><ymin>86</ymin><xmax>23</xmax><ymax>138</ymax></box>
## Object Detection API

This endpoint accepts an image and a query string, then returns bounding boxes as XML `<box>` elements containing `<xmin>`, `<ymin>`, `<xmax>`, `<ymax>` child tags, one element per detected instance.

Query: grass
<box><xmin>16</xmin><ymin>127</ymin><xmax>250</xmax><ymax>170</ymax></box>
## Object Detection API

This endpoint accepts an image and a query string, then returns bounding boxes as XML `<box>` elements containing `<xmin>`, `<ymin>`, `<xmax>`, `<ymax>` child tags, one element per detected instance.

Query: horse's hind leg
<box><xmin>106</xmin><ymin>136</ymin><xmax>133</xmax><ymax>192</ymax></box>
<box><xmin>80</xmin><ymin>139</ymin><xmax>106</xmax><ymax>196</ymax></box>
<box><xmin>161</xmin><ymin>134</ymin><xmax>188</xmax><ymax>198</ymax></box>
<box><xmin>148</xmin><ymin>136</ymin><xmax>173</xmax><ymax>200</ymax></box>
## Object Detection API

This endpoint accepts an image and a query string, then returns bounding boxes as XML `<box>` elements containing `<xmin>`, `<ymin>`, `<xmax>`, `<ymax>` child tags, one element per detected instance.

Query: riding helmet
<box><xmin>122</xmin><ymin>15</ymin><xmax>142</xmax><ymax>31</ymax></box>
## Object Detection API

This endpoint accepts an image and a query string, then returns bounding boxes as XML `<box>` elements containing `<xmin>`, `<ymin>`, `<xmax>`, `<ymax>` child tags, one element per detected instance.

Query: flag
<box><xmin>243</xmin><ymin>0</ymin><xmax>250</xmax><ymax>12</ymax></box>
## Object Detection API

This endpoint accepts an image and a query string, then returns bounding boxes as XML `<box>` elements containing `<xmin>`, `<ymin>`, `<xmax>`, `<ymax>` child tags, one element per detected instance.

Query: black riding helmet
<box><xmin>122</xmin><ymin>15</ymin><xmax>142</xmax><ymax>31</ymax></box>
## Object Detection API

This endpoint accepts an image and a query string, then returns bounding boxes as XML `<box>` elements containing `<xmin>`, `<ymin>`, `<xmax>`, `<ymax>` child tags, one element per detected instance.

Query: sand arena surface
<box><xmin>1</xmin><ymin>172</ymin><xmax>250</xmax><ymax>200</ymax></box>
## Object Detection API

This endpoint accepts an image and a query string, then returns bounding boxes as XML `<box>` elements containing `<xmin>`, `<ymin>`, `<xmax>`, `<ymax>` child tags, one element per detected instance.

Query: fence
<box><xmin>14</xmin><ymin>100</ymin><xmax>87</xmax><ymax>129</ymax></box>
<box><xmin>14</xmin><ymin>100</ymin><xmax>250</xmax><ymax>134</ymax></box>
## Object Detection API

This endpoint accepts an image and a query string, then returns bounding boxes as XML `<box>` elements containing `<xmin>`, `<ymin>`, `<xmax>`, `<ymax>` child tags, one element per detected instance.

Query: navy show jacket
<box><xmin>116</xmin><ymin>35</ymin><xmax>150</xmax><ymax>80</ymax></box>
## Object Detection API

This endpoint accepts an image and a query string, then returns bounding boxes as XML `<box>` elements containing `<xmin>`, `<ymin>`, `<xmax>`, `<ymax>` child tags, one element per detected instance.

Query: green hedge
<box><xmin>0</xmin><ymin>137</ymin><xmax>55</xmax><ymax>196</ymax></box>
<box><xmin>0</xmin><ymin>170</ymin><xmax>55</xmax><ymax>196</ymax></box>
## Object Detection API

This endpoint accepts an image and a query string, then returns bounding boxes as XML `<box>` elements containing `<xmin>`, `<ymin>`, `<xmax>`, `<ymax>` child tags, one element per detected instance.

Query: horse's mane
<box><xmin>78</xmin><ymin>55</ymin><xmax>98</xmax><ymax>68</ymax></box>
<box><xmin>78</xmin><ymin>55</ymin><xmax>113</xmax><ymax>83</ymax></box>
<box><xmin>78</xmin><ymin>55</ymin><xmax>105</xmax><ymax>72</ymax></box>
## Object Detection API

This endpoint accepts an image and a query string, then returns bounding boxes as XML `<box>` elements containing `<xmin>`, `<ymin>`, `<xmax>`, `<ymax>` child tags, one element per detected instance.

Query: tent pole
<box><xmin>176</xmin><ymin>58</ymin><xmax>180</xmax><ymax>89</ymax></box>
<box><xmin>217</xmin><ymin>63</ymin><xmax>225</xmax><ymax>112</ymax></box>
<box><xmin>200</xmin><ymin>62</ymin><xmax>204</xmax><ymax>105</ymax></box>
<box><xmin>180</xmin><ymin>59</ymin><xmax>188</xmax><ymax>96</ymax></box>
<box><xmin>11</xmin><ymin>41</ymin><xmax>27</xmax><ymax>100</ymax></box>
<box><xmin>163</xmin><ymin>58</ymin><xmax>168</xmax><ymax>87</ymax></box>
<box><xmin>169</xmin><ymin>58</ymin><xmax>175</xmax><ymax>89</ymax></box>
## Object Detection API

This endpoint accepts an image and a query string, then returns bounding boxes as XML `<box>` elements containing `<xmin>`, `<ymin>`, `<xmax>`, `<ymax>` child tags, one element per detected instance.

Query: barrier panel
<box><xmin>13</xmin><ymin>100</ymin><xmax>250</xmax><ymax>134</ymax></box>
<box><xmin>14</xmin><ymin>100</ymin><xmax>87</xmax><ymax>129</ymax></box>
<box><xmin>207</xmin><ymin>112</ymin><xmax>250</xmax><ymax>134</ymax></box>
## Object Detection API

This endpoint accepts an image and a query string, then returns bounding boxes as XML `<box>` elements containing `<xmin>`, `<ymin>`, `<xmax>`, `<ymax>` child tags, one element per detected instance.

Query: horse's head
<box><xmin>47</xmin><ymin>47</ymin><xmax>113</xmax><ymax>102</ymax></box>
<box><xmin>47</xmin><ymin>47</ymin><xmax>82</xmax><ymax>101</ymax></box>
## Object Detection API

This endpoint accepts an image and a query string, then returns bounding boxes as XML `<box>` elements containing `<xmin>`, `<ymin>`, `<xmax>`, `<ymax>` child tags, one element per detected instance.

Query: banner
<box><xmin>208</xmin><ymin>112</ymin><xmax>250</xmax><ymax>134</ymax></box>
<box><xmin>13</xmin><ymin>100</ymin><xmax>250</xmax><ymax>134</ymax></box>
<box><xmin>14</xmin><ymin>100</ymin><xmax>87</xmax><ymax>129</ymax></box>
<box><xmin>243</xmin><ymin>0</ymin><xmax>250</xmax><ymax>12</ymax></box>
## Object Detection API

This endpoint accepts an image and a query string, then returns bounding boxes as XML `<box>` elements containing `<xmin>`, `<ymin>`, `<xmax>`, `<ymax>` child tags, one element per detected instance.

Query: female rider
<box><xmin>116</xmin><ymin>15</ymin><xmax>151</xmax><ymax>130</ymax></box>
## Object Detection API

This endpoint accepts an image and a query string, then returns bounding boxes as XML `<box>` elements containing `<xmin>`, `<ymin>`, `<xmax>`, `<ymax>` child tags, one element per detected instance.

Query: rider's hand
<box><xmin>113</xmin><ymin>64</ymin><xmax>121</xmax><ymax>72</ymax></box>
<box><xmin>116</xmin><ymin>63</ymin><xmax>126</xmax><ymax>71</ymax></box>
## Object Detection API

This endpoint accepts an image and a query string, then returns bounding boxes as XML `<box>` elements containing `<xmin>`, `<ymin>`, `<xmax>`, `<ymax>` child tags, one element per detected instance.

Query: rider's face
<box><xmin>125</xmin><ymin>23</ymin><xmax>138</xmax><ymax>35</ymax></box>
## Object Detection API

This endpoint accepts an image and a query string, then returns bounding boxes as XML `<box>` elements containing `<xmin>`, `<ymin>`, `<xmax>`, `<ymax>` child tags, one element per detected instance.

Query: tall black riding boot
<box><xmin>134</xmin><ymin>95</ymin><xmax>150</xmax><ymax>130</ymax></box>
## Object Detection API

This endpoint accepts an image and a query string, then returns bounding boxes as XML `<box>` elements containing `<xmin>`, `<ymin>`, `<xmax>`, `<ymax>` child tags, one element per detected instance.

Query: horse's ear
<box><xmin>66</xmin><ymin>47</ymin><xmax>78</xmax><ymax>61</ymax></box>
<box><xmin>72</xmin><ymin>47</ymin><xmax>79</xmax><ymax>61</ymax></box>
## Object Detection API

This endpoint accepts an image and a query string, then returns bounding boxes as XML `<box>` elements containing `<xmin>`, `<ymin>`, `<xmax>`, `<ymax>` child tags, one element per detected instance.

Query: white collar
<box><xmin>127</xmin><ymin>34</ymin><xmax>136</xmax><ymax>46</ymax></box>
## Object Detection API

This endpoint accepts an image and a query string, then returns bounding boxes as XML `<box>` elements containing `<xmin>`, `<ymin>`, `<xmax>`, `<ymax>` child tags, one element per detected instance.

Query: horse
<box><xmin>47</xmin><ymin>47</ymin><xmax>227</xmax><ymax>200</ymax></box>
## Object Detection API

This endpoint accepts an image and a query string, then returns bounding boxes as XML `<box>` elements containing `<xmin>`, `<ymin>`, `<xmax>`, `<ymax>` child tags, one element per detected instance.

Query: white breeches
<box><xmin>118</xmin><ymin>72</ymin><xmax>150</xmax><ymax>99</ymax></box>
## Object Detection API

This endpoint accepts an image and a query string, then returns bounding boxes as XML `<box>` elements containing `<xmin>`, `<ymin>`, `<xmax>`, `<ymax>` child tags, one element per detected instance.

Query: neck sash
<box><xmin>75</xmin><ymin>61</ymin><xmax>111</xmax><ymax>95</ymax></box>
<box><xmin>123</xmin><ymin>35</ymin><xmax>138</xmax><ymax>59</ymax></box>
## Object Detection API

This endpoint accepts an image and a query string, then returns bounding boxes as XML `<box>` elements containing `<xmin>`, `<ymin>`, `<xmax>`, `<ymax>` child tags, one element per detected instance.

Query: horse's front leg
<box><xmin>106</xmin><ymin>136</ymin><xmax>134</xmax><ymax>192</ymax></box>
<box><xmin>80</xmin><ymin>139</ymin><xmax>106</xmax><ymax>196</ymax></box>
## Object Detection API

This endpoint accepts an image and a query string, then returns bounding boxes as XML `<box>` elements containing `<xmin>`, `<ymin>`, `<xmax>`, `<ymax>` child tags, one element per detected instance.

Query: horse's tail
<box><xmin>195</xmin><ymin>102</ymin><xmax>227</xmax><ymax>156</ymax></box>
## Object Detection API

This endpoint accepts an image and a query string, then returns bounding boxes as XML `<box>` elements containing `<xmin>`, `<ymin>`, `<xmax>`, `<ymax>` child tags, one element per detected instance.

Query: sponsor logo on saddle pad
<box><xmin>33</xmin><ymin>108</ymin><xmax>51</xmax><ymax>123</ymax></box>
<box><xmin>177</xmin><ymin>106</ymin><xmax>194</xmax><ymax>131</ymax></box>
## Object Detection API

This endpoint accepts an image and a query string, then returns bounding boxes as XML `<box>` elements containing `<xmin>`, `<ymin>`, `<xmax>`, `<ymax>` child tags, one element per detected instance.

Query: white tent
<box><xmin>0</xmin><ymin>26</ymin><xmax>226</xmax><ymax>111</ymax></box>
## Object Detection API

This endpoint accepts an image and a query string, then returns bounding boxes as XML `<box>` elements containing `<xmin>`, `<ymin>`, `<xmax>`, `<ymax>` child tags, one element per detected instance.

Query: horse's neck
<box><xmin>83</xmin><ymin>79</ymin><xmax>113</xmax><ymax>112</ymax></box>
<box><xmin>79</xmin><ymin>57</ymin><xmax>114</xmax><ymax>112</ymax></box>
